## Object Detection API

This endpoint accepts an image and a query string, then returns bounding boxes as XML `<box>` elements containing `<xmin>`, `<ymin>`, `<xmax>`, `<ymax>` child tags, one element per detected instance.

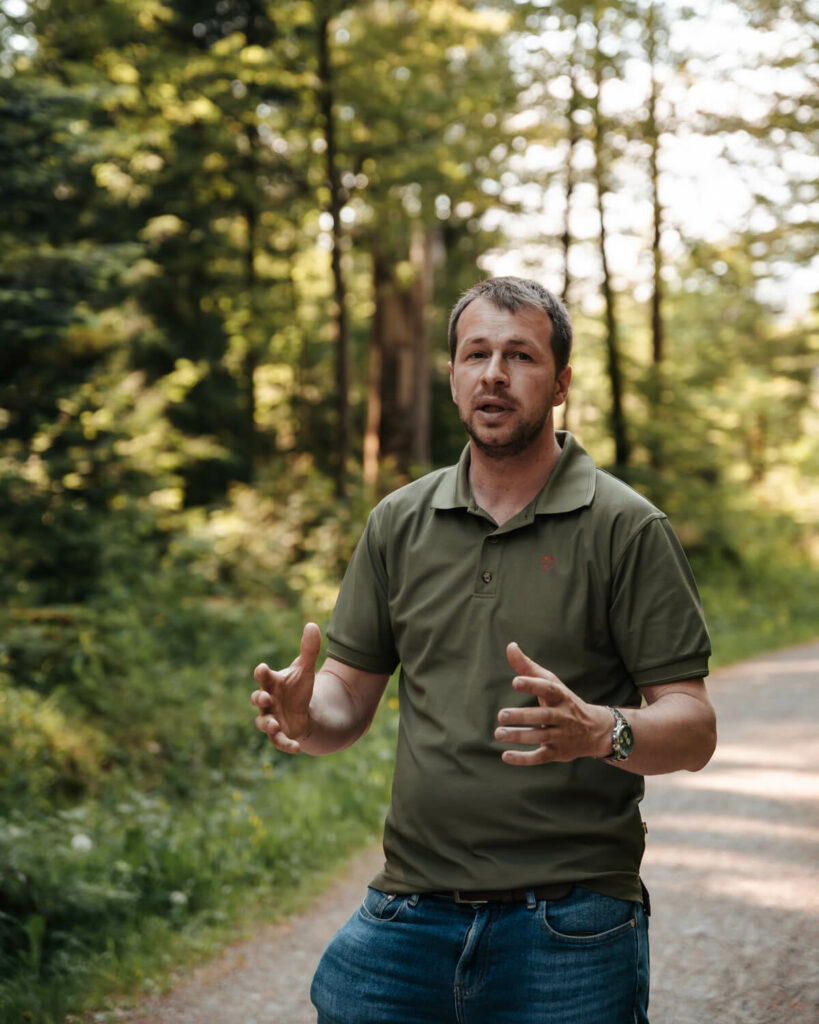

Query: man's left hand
<box><xmin>495</xmin><ymin>642</ymin><xmax>612</xmax><ymax>765</ymax></box>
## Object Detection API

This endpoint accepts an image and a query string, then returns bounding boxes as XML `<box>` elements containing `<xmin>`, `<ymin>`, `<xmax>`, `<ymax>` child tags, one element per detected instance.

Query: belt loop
<box><xmin>525</xmin><ymin>888</ymin><xmax>537</xmax><ymax>911</ymax></box>
<box><xmin>408</xmin><ymin>893</ymin><xmax>420</xmax><ymax>907</ymax></box>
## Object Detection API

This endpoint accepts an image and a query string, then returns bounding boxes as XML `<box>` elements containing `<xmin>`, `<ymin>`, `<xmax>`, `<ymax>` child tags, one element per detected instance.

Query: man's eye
<box><xmin>511</xmin><ymin>352</ymin><xmax>532</xmax><ymax>360</ymax></box>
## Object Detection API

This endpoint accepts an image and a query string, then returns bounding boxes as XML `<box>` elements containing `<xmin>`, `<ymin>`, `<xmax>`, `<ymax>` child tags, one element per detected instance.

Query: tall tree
<box><xmin>561</xmin><ymin>59</ymin><xmax>583</xmax><ymax>308</ymax></box>
<box><xmin>591</xmin><ymin>8</ymin><xmax>630</xmax><ymax>470</ymax></box>
<box><xmin>644</xmin><ymin>0</ymin><xmax>667</xmax><ymax>473</ymax></box>
<box><xmin>363</xmin><ymin>237</ymin><xmax>387</xmax><ymax>491</ymax></box>
<box><xmin>316</xmin><ymin>2</ymin><xmax>351</xmax><ymax>498</ymax></box>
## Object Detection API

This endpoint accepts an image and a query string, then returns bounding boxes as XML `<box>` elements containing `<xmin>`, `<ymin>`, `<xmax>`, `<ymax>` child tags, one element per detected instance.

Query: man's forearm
<box><xmin>601</xmin><ymin>682</ymin><xmax>717</xmax><ymax>776</ymax></box>
<box><xmin>298</xmin><ymin>661</ymin><xmax>389</xmax><ymax>756</ymax></box>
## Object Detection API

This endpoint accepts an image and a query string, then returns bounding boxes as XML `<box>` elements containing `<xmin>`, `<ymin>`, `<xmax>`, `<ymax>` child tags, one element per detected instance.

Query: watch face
<box><xmin>614</xmin><ymin>716</ymin><xmax>634</xmax><ymax>760</ymax></box>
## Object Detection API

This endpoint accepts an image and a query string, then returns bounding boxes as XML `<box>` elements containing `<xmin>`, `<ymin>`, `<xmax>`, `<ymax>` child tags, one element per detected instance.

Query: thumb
<box><xmin>506</xmin><ymin>641</ymin><xmax>550</xmax><ymax>679</ymax></box>
<box><xmin>295</xmin><ymin>621</ymin><xmax>321</xmax><ymax>672</ymax></box>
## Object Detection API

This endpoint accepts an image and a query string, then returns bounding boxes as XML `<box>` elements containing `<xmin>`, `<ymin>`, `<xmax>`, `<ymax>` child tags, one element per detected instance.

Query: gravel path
<box><xmin>94</xmin><ymin>641</ymin><xmax>819</xmax><ymax>1024</ymax></box>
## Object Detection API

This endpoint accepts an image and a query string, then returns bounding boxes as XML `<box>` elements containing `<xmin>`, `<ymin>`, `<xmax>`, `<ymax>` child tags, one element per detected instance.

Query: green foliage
<box><xmin>0</xmin><ymin>717</ymin><xmax>396</xmax><ymax>1023</ymax></box>
<box><xmin>695</xmin><ymin>553</ymin><xmax>819</xmax><ymax>670</ymax></box>
<box><xmin>1</xmin><ymin>569</ymin><xmax>278</xmax><ymax>811</ymax></box>
<box><xmin>175</xmin><ymin>454</ymin><xmax>373</xmax><ymax>614</ymax></box>
<box><xmin>0</xmin><ymin>680</ymin><xmax>106</xmax><ymax>808</ymax></box>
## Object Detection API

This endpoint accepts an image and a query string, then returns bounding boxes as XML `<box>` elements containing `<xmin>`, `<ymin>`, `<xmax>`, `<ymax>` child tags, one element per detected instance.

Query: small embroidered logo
<box><xmin>541</xmin><ymin>555</ymin><xmax>555</xmax><ymax>571</ymax></box>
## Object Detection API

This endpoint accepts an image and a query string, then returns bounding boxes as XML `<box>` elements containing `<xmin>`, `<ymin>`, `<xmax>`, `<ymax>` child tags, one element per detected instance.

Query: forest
<box><xmin>1</xmin><ymin>0</ymin><xmax>817</xmax><ymax>1021</ymax></box>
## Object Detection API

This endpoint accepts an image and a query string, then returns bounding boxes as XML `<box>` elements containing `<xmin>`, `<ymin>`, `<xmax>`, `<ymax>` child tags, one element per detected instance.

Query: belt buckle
<box><xmin>454</xmin><ymin>890</ymin><xmax>488</xmax><ymax>904</ymax></box>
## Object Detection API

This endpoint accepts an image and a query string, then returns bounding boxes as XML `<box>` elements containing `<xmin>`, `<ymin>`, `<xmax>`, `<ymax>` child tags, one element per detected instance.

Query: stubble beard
<box><xmin>460</xmin><ymin>405</ymin><xmax>552</xmax><ymax>460</ymax></box>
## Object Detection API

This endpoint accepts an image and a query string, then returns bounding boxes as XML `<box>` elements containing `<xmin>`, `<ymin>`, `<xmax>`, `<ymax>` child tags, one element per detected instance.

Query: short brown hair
<box><xmin>447</xmin><ymin>277</ymin><xmax>573</xmax><ymax>372</ymax></box>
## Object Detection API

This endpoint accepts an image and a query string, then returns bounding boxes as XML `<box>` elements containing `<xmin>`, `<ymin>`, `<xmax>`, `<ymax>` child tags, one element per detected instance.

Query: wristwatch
<box><xmin>605</xmin><ymin>707</ymin><xmax>634</xmax><ymax>762</ymax></box>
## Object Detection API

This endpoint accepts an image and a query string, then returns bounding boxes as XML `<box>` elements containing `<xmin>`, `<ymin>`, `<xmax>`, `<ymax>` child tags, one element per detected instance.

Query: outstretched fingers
<box><xmin>506</xmin><ymin>641</ymin><xmax>551</xmax><ymax>679</ymax></box>
<box><xmin>296</xmin><ymin>622</ymin><xmax>322</xmax><ymax>672</ymax></box>
<box><xmin>250</xmin><ymin>687</ymin><xmax>272</xmax><ymax>711</ymax></box>
<box><xmin>495</xmin><ymin>725</ymin><xmax>554</xmax><ymax>744</ymax></box>
<box><xmin>253</xmin><ymin>707</ymin><xmax>302</xmax><ymax>753</ymax></box>
<box><xmin>501</xmin><ymin>676</ymin><xmax>565</xmax><ymax>711</ymax></box>
<box><xmin>269</xmin><ymin>727</ymin><xmax>301</xmax><ymax>754</ymax></box>
<box><xmin>501</xmin><ymin>745</ymin><xmax>555</xmax><ymax>766</ymax></box>
<box><xmin>253</xmin><ymin>662</ymin><xmax>277</xmax><ymax>692</ymax></box>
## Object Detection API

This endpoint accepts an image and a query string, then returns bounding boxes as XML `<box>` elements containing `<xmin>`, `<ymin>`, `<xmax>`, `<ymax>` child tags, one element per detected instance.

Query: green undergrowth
<box><xmin>0</xmin><ymin>703</ymin><xmax>397</xmax><ymax>1024</ymax></box>
<box><xmin>693</xmin><ymin>555</ymin><xmax>819</xmax><ymax>669</ymax></box>
<box><xmin>0</xmin><ymin>555</ymin><xmax>399</xmax><ymax>1024</ymax></box>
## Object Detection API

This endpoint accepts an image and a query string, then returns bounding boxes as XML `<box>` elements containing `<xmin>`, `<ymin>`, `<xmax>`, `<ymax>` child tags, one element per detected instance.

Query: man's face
<box><xmin>448</xmin><ymin>297</ymin><xmax>571</xmax><ymax>459</ymax></box>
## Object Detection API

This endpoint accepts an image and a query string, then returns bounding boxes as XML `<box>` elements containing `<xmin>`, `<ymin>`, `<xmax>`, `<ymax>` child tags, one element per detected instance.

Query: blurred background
<box><xmin>1</xmin><ymin>1</ymin><xmax>817</xmax><ymax>1021</ymax></box>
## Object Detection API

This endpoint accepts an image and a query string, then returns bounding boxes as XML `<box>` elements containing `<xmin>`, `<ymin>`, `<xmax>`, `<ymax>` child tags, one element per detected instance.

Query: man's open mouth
<box><xmin>477</xmin><ymin>401</ymin><xmax>513</xmax><ymax>413</ymax></box>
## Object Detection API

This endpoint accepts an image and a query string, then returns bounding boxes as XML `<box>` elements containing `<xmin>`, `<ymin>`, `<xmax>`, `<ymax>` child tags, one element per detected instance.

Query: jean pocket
<box><xmin>358</xmin><ymin>886</ymin><xmax>411</xmax><ymax>923</ymax></box>
<box><xmin>538</xmin><ymin>887</ymin><xmax>637</xmax><ymax>945</ymax></box>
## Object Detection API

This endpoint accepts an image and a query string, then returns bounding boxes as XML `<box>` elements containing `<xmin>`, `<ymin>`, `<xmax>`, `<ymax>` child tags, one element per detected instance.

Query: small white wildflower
<box><xmin>169</xmin><ymin>891</ymin><xmax>188</xmax><ymax>906</ymax></box>
<box><xmin>70</xmin><ymin>833</ymin><xmax>93</xmax><ymax>852</ymax></box>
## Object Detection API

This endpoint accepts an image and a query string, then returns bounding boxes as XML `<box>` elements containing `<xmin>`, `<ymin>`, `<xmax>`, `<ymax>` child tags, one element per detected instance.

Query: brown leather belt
<box><xmin>435</xmin><ymin>883</ymin><xmax>574</xmax><ymax>905</ymax></box>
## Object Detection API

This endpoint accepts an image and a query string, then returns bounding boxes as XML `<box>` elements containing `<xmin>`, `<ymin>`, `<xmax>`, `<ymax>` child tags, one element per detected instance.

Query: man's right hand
<box><xmin>252</xmin><ymin>622</ymin><xmax>322</xmax><ymax>754</ymax></box>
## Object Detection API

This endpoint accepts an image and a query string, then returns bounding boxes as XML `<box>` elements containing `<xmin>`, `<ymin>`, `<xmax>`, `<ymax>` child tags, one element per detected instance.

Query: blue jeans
<box><xmin>311</xmin><ymin>885</ymin><xmax>650</xmax><ymax>1023</ymax></box>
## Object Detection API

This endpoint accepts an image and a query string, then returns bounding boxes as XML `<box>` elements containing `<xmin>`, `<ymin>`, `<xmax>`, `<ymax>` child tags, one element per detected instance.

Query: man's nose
<box><xmin>481</xmin><ymin>353</ymin><xmax>508</xmax><ymax>386</ymax></box>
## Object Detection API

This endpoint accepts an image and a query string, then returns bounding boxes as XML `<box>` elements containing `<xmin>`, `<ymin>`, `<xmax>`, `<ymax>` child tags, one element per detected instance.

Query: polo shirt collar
<box><xmin>430</xmin><ymin>431</ymin><xmax>596</xmax><ymax>516</ymax></box>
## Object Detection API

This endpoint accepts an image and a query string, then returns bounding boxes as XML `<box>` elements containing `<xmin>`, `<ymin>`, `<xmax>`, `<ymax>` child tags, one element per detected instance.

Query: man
<box><xmin>252</xmin><ymin>276</ymin><xmax>716</xmax><ymax>1024</ymax></box>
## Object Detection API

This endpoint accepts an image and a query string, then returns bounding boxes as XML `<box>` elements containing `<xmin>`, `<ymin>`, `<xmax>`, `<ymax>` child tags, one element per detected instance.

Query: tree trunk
<box><xmin>561</xmin><ymin>63</ymin><xmax>580</xmax><ymax>306</ymax></box>
<box><xmin>649</xmin><ymin>125</ymin><xmax>664</xmax><ymax>369</ymax></box>
<box><xmin>646</xmin><ymin>2</ymin><xmax>665</xmax><ymax>472</ymax></box>
<box><xmin>239</xmin><ymin>0</ymin><xmax>272</xmax><ymax>483</ymax></box>
<box><xmin>559</xmin><ymin>57</ymin><xmax>581</xmax><ymax>433</ymax></box>
<box><xmin>377</xmin><ymin>226</ymin><xmax>436</xmax><ymax>476</ymax></box>
<box><xmin>363</xmin><ymin>239</ymin><xmax>387</xmax><ymax>492</ymax></box>
<box><xmin>317</xmin><ymin>10</ymin><xmax>349</xmax><ymax>498</ymax></box>
<box><xmin>241</xmin><ymin>199</ymin><xmax>258</xmax><ymax>482</ymax></box>
<box><xmin>593</xmin><ymin>40</ymin><xmax>630</xmax><ymax>471</ymax></box>
<box><xmin>409</xmin><ymin>223</ymin><xmax>433</xmax><ymax>467</ymax></box>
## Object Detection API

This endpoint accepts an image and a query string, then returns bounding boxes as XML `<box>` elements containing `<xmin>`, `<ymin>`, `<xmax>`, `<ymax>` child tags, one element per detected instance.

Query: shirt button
<box><xmin>481</xmin><ymin>571</ymin><xmax>493</xmax><ymax>584</ymax></box>
<box><xmin>488</xmin><ymin>536</ymin><xmax>499</xmax><ymax>544</ymax></box>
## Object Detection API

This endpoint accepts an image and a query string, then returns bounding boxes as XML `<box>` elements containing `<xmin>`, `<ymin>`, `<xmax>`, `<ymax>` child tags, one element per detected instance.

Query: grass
<box><xmin>0</xmin><ymin>707</ymin><xmax>398</xmax><ymax>1024</ymax></box>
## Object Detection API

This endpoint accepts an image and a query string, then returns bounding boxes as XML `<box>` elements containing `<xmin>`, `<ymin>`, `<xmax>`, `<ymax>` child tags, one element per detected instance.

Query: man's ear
<box><xmin>553</xmin><ymin>365</ymin><xmax>572</xmax><ymax>407</ymax></box>
<box><xmin>448</xmin><ymin>360</ymin><xmax>457</xmax><ymax>403</ymax></box>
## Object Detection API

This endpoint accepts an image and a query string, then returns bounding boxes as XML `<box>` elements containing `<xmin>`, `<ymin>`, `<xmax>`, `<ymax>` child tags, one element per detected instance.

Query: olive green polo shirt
<box><xmin>326</xmin><ymin>432</ymin><xmax>711</xmax><ymax>902</ymax></box>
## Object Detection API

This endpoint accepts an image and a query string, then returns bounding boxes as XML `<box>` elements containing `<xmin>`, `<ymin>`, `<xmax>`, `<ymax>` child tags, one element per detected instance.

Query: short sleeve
<box><xmin>608</xmin><ymin>516</ymin><xmax>711</xmax><ymax>686</ymax></box>
<box><xmin>326</xmin><ymin>510</ymin><xmax>400</xmax><ymax>675</ymax></box>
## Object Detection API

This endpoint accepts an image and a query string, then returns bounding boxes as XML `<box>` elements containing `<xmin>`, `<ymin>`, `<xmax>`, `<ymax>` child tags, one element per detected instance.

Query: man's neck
<box><xmin>468</xmin><ymin>430</ymin><xmax>564</xmax><ymax>526</ymax></box>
